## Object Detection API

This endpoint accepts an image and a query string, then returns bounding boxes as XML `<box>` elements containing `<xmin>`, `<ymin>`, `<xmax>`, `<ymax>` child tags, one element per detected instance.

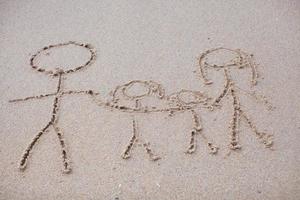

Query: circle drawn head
<box><xmin>30</xmin><ymin>41</ymin><xmax>96</xmax><ymax>76</ymax></box>
<box><xmin>122</xmin><ymin>80</ymin><xmax>165</xmax><ymax>100</ymax></box>
<box><xmin>168</xmin><ymin>89</ymin><xmax>209</xmax><ymax>106</ymax></box>
<box><xmin>198</xmin><ymin>47</ymin><xmax>257</xmax><ymax>85</ymax></box>
<box><xmin>201</xmin><ymin>48</ymin><xmax>242</xmax><ymax>69</ymax></box>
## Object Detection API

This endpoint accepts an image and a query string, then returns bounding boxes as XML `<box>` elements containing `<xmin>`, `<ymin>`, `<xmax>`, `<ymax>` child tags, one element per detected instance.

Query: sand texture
<box><xmin>0</xmin><ymin>0</ymin><xmax>300</xmax><ymax>199</ymax></box>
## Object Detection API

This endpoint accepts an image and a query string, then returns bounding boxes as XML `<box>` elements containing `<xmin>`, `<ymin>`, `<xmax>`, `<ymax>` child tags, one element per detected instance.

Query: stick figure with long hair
<box><xmin>198</xmin><ymin>47</ymin><xmax>273</xmax><ymax>154</ymax></box>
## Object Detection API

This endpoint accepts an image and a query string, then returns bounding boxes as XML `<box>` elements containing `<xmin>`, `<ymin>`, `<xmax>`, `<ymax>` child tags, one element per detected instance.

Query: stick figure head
<box><xmin>200</xmin><ymin>48</ymin><xmax>242</xmax><ymax>69</ymax></box>
<box><xmin>120</xmin><ymin>80</ymin><xmax>165</xmax><ymax>100</ymax></box>
<box><xmin>30</xmin><ymin>41</ymin><xmax>96</xmax><ymax>77</ymax></box>
<box><xmin>198</xmin><ymin>47</ymin><xmax>257</xmax><ymax>85</ymax></box>
<box><xmin>167</xmin><ymin>89</ymin><xmax>210</xmax><ymax>107</ymax></box>
<box><xmin>106</xmin><ymin>80</ymin><xmax>166</xmax><ymax>112</ymax></box>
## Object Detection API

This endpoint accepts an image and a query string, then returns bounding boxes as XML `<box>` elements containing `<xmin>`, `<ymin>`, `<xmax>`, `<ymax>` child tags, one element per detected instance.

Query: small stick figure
<box><xmin>107</xmin><ymin>80</ymin><xmax>164</xmax><ymax>161</ymax></box>
<box><xmin>9</xmin><ymin>41</ymin><xmax>98</xmax><ymax>173</ymax></box>
<box><xmin>198</xmin><ymin>47</ymin><xmax>273</xmax><ymax>154</ymax></box>
<box><xmin>167</xmin><ymin>90</ymin><xmax>219</xmax><ymax>154</ymax></box>
<box><xmin>92</xmin><ymin>80</ymin><xmax>218</xmax><ymax>159</ymax></box>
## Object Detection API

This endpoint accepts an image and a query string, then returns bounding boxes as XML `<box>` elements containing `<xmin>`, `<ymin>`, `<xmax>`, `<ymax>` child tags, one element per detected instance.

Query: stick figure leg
<box><xmin>186</xmin><ymin>128</ymin><xmax>197</xmax><ymax>154</ymax></box>
<box><xmin>121</xmin><ymin>118</ymin><xmax>138</xmax><ymax>159</ymax></box>
<box><xmin>142</xmin><ymin>142</ymin><xmax>161</xmax><ymax>161</ymax></box>
<box><xmin>122</xmin><ymin>118</ymin><xmax>160</xmax><ymax>161</ymax></box>
<box><xmin>53</xmin><ymin>126</ymin><xmax>71</xmax><ymax>173</ymax></box>
<box><xmin>240</xmin><ymin>110</ymin><xmax>273</xmax><ymax>148</ymax></box>
<box><xmin>19</xmin><ymin>121</ymin><xmax>52</xmax><ymax>170</ymax></box>
<box><xmin>228</xmin><ymin>84</ymin><xmax>242</xmax><ymax>151</ymax></box>
<box><xmin>228</xmin><ymin>104</ymin><xmax>242</xmax><ymax>151</ymax></box>
<box><xmin>186</xmin><ymin>110</ymin><xmax>218</xmax><ymax>154</ymax></box>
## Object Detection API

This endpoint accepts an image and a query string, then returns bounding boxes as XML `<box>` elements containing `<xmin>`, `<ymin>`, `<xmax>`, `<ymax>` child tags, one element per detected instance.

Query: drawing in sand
<box><xmin>198</xmin><ymin>47</ymin><xmax>274</xmax><ymax>154</ymax></box>
<box><xmin>9</xmin><ymin>42</ymin><xmax>275</xmax><ymax>173</ymax></box>
<box><xmin>9</xmin><ymin>41</ymin><xmax>97</xmax><ymax>173</ymax></box>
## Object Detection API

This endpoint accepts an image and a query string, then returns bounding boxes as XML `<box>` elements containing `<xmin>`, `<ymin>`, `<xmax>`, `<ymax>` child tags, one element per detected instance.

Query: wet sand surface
<box><xmin>0</xmin><ymin>1</ymin><xmax>300</xmax><ymax>199</ymax></box>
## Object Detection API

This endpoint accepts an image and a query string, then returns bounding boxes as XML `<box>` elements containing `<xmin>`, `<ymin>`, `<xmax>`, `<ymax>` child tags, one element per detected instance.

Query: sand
<box><xmin>0</xmin><ymin>0</ymin><xmax>300</xmax><ymax>199</ymax></box>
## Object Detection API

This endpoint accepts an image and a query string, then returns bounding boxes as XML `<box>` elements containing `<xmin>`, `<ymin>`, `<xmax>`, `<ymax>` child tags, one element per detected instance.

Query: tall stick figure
<box><xmin>10</xmin><ymin>41</ymin><xmax>97</xmax><ymax>173</ymax></box>
<box><xmin>198</xmin><ymin>47</ymin><xmax>273</xmax><ymax>153</ymax></box>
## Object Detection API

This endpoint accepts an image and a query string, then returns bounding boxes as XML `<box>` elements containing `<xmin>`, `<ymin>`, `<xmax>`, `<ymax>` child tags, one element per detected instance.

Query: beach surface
<box><xmin>0</xmin><ymin>0</ymin><xmax>300</xmax><ymax>199</ymax></box>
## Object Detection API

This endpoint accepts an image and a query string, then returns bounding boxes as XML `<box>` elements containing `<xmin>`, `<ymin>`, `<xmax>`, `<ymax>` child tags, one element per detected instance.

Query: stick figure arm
<box><xmin>9</xmin><ymin>92</ymin><xmax>56</xmax><ymax>103</ymax></box>
<box><xmin>61</xmin><ymin>90</ymin><xmax>103</xmax><ymax>105</ymax></box>
<box><xmin>61</xmin><ymin>90</ymin><xmax>100</xmax><ymax>96</ymax></box>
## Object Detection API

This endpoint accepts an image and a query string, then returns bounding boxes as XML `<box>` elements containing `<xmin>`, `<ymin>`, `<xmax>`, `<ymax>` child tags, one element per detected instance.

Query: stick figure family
<box><xmin>10</xmin><ymin>41</ymin><xmax>274</xmax><ymax>174</ymax></box>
